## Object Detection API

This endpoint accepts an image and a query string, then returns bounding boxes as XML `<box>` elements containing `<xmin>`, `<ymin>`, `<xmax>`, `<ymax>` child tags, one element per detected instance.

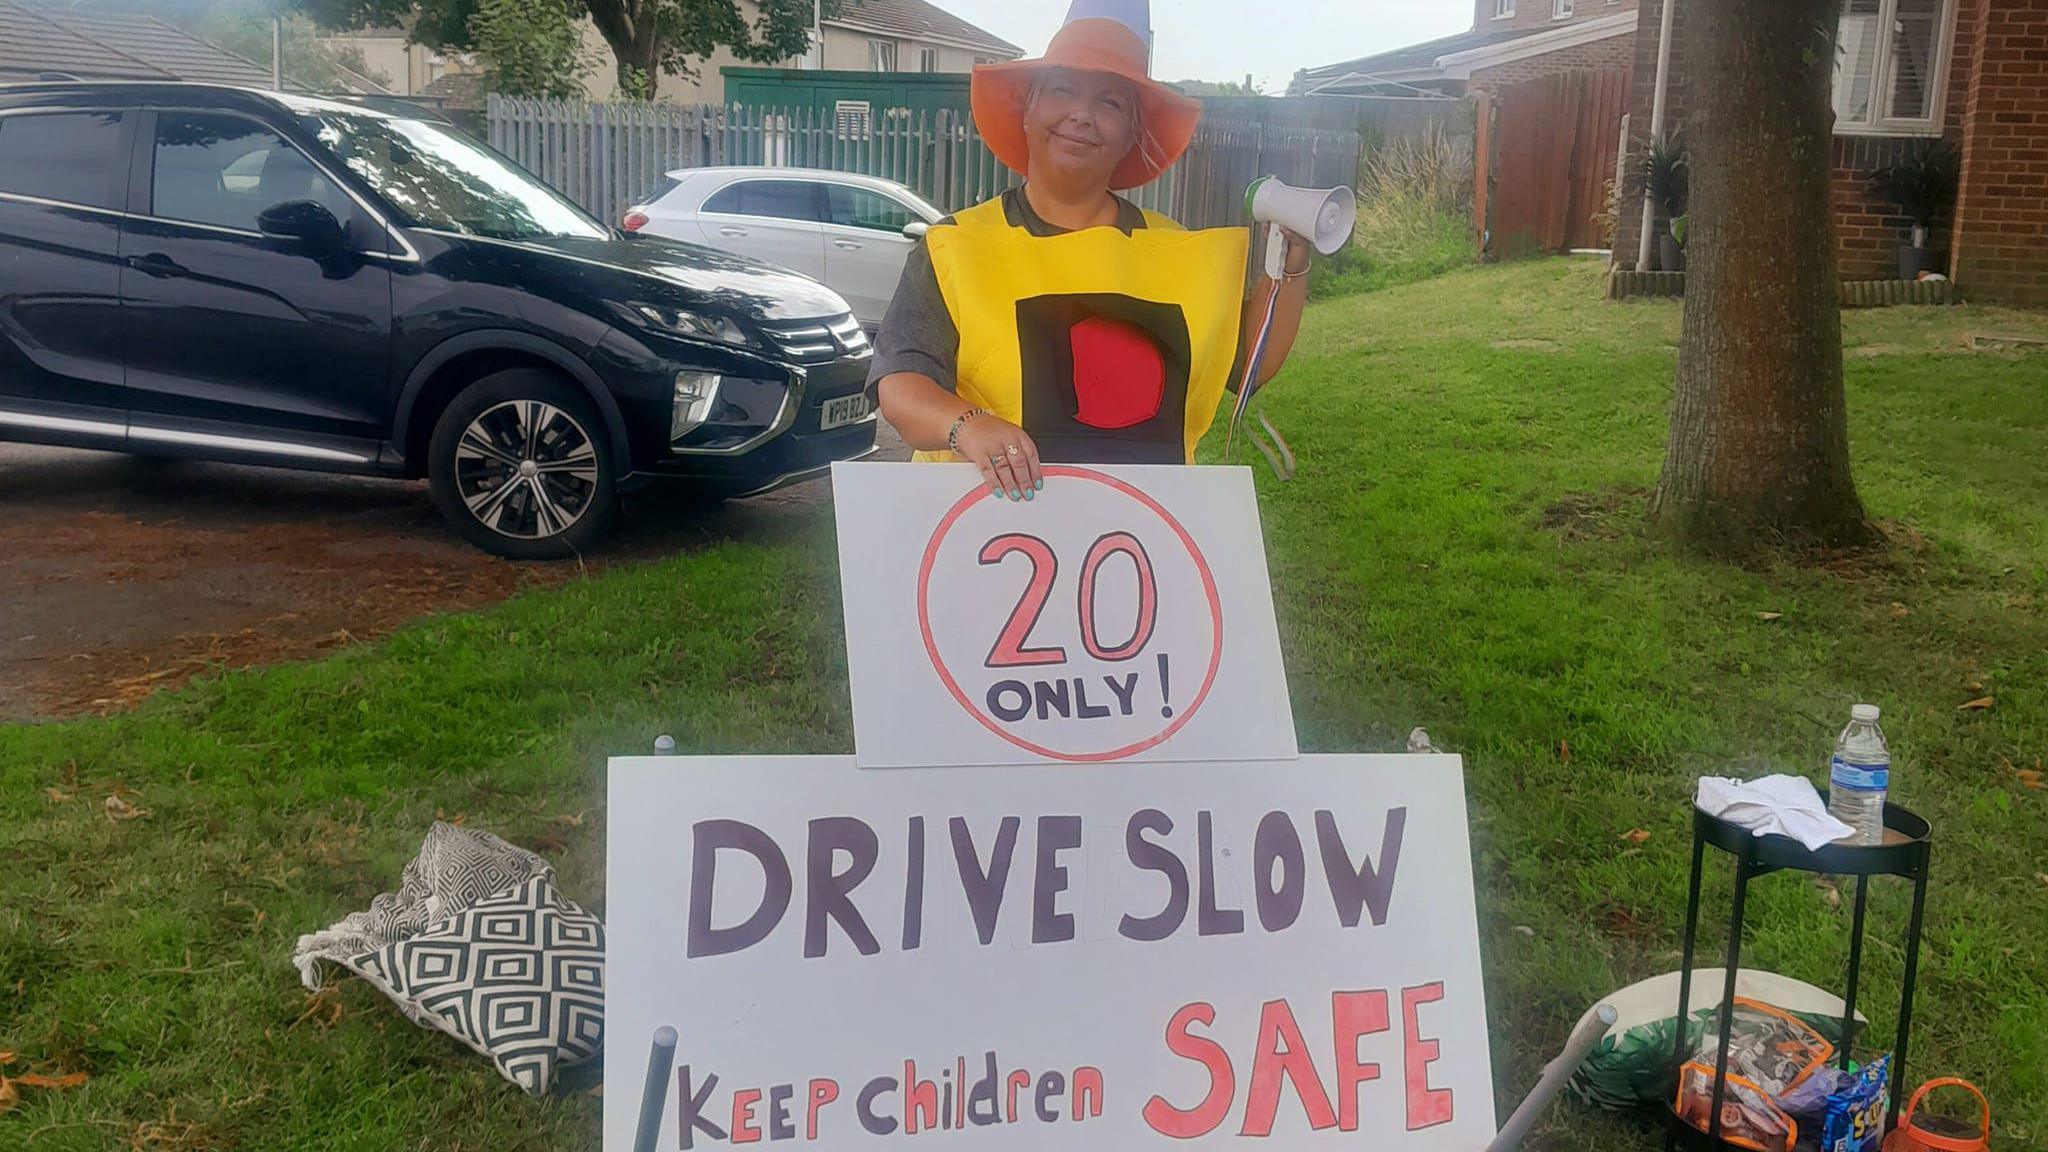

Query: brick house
<box><xmin>1616</xmin><ymin>0</ymin><xmax>2048</xmax><ymax>306</ymax></box>
<box><xmin>1293</xmin><ymin>0</ymin><xmax>1638</xmax><ymax>98</ymax></box>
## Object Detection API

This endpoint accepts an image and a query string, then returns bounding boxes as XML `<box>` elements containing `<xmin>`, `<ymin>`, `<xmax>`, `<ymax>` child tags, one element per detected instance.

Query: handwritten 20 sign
<box><xmin>916</xmin><ymin>467</ymin><xmax>1224</xmax><ymax>762</ymax></box>
<box><xmin>834</xmin><ymin>461</ymin><xmax>1296</xmax><ymax>768</ymax></box>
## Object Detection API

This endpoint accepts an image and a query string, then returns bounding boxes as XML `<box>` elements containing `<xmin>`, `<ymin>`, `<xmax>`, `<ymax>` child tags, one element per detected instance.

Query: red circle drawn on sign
<box><xmin>915</xmin><ymin>465</ymin><xmax>1225</xmax><ymax>763</ymax></box>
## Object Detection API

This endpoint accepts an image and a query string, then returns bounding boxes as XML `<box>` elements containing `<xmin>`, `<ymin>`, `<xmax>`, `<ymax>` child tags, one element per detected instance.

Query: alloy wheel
<box><xmin>453</xmin><ymin>399</ymin><xmax>600</xmax><ymax>540</ymax></box>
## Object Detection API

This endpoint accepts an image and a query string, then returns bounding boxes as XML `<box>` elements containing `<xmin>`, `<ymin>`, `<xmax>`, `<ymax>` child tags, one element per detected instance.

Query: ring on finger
<box><xmin>1005</xmin><ymin>444</ymin><xmax>1021</xmax><ymax>456</ymax></box>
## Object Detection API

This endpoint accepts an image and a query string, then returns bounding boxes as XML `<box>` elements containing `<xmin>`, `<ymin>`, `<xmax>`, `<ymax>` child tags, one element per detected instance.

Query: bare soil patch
<box><xmin>0</xmin><ymin>431</ymin><xmax>902</xmax><ymax>720</ymax></box>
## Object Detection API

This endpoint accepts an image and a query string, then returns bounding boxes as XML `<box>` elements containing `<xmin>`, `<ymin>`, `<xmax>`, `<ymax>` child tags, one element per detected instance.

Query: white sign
<box><xmin>831</xmin><ymin>463</ymin><xmax>1298</xmax><ymax>767</ymax></box>
<box><xmin>604</xmin><ymin>754</ymin><xmax>1495</xmax><ymax>1152</ymax></box>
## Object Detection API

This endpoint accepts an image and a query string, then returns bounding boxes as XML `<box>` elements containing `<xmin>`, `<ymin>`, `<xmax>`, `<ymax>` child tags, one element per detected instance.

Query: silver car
<box><xmin>622</xmin><ymin>167</ymin><xmax>943</xmax><ymax>329</ymax></box>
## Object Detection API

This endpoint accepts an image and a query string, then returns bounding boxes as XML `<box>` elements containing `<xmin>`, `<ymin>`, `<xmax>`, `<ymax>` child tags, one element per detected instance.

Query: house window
<box><xmin>918</xmin><ymin>47</ymin><xmax>939</xmax><ymax>73</ymax></box>
<box><xmin>1834</xmin><ymin>0</ymin><xmax>1952</xmax><ymax>135</ymax></box>
<box><xmin>1493</xmin><ymin>0</ymin><xmax>1515</xmax><ymax>17</ymax></box>
<box><xmin>974</xmin><ymin>55</ymin><xmax>998</xmax><ymax>65</ymax></box>
<box><xmin>867</xmin><ymin>39</ymin><xmax>897</xmax><ymax>71</ymax></box>
<box><xmin>1553</xmin><ymin>0</ymin><xmax>1574</xmax><ymax>17</ymax></box>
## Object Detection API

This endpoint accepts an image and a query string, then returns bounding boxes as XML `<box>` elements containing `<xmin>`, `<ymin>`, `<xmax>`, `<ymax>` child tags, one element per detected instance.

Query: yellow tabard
<box><xmin>917</xmin><ymin>197</ymin><xmax>1247</xmax><ymax>464</ymax></box>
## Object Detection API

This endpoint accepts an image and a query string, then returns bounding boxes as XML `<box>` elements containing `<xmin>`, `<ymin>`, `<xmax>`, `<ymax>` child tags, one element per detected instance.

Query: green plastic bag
<box><xmin>1569</xmin><ymin>969</ymin><xmax>1866</xmax><ymax>1111</ymax></box>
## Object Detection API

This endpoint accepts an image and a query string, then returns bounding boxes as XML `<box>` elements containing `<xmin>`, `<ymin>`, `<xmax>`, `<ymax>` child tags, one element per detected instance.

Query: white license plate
<box><xmin>821</xmin><ymin>393</ymin><xmax>871</xmax><ymax>430</ymax></box>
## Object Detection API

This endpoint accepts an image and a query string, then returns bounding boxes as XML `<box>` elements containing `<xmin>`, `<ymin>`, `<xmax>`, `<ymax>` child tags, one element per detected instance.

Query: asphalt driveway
<box><xmin>0</xmin><ymin>429</ymin><xmax>906</xmax><ymax>721</ymax></box>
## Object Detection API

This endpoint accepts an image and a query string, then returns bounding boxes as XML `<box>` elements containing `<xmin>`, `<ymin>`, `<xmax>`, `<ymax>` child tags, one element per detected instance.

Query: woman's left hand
<box><xmin>1279</xmin><ymin>227</ymin><xmax>1313</xmax><ymax>277</ymax></box>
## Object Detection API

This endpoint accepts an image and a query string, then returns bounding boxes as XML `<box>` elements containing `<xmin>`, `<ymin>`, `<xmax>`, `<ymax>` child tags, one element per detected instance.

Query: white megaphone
<box><xmin>1246</xmin><ymin>176</ymin><xmax>1357</xmax><ymax>280</ymax></box>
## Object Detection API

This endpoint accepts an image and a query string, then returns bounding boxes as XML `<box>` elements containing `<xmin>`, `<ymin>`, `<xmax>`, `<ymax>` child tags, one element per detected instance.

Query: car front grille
<box><xmin>761</xmin><ymin>314</ymin><xmax>871</xmax><ymax>365</ymax></box>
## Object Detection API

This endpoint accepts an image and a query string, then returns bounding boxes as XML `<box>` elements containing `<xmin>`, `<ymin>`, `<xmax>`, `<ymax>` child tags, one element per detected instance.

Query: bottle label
<box><xmin>1831</xmin><ymin>754</ymin><xmax>1889</xmax><ymax>793</ymax></box>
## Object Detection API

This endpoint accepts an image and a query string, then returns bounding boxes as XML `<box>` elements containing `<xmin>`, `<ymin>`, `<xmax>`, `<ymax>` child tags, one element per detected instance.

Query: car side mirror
<box><xmin>257</xmin><ymin>200</ymin><xmax>347</xmax><ymax>258</ymax></box>
<box><xmin>902</xmin><ymin>220</ymin><xmax>930</xmax><ymax>240</ymax></box>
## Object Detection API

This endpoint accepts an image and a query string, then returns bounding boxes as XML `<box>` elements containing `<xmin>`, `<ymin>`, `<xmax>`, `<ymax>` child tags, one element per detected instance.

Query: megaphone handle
<box><xmin>1264</xmin><ymin>221</ymin><xmax>1288</xmax><ymax>281</ymax></box>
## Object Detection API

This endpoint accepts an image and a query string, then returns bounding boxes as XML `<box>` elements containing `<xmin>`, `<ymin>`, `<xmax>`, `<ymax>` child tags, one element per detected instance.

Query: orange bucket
<box><xmin>1883</xmin><ymin>1079</ymin><xmax>1991</xmax><ymax>1152</ymax></box>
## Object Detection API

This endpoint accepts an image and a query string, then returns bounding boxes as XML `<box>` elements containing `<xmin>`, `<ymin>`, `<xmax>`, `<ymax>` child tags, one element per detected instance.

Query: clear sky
<box><xmin>931</xmin><ymin>0</ymin><xmax>1474</xmax><ymax>91</ymax></box>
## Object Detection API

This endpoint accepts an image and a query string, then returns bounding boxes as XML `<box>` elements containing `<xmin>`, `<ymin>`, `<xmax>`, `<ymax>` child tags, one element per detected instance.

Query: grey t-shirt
<box><xmin>866</xmin><ymin>188</ymin><xmax>1152</xmax><ymax>393</ymax></box>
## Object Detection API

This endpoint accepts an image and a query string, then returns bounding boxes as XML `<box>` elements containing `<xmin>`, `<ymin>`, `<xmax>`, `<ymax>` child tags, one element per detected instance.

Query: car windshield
<box><xmin>300</xmin><ymin>110</ymin><xmax>607</xmax><ymax>241</ymax></box>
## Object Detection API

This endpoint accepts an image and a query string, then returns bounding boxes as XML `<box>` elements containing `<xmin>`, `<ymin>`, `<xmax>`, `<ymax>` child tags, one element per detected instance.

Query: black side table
<box><xmin>1662</xmin><ymin>799</ymin><xmax>1933</xmax><ymax>1151</ymax></box>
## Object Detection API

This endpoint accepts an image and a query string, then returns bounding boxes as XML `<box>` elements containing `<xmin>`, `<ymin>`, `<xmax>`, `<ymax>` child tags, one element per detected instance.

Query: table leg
<box><xmin>1841</xmin><ymin>874</ymin><xmax>1870</xmax><ymax>1070</ymax></box>
<box><xmin>1888</xmin><ymin>844</ymin><xmax>1931</xmax><ymax>1131</ymax></box>
<box><xmin>1666</xmin><ymin>833</ymin><xmax>1707</xmax><ymax>1152</ymax></box>
<box><xmin>1706</xmin><ymin>857</ymin><xmax>1751</xmax><ymax>1147</ymax></box>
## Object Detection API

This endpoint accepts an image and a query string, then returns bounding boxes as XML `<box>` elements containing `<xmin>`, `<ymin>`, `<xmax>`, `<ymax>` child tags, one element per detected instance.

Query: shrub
<box><xmin>1312</xmin><ymin>128</ymin><xmax>1477</xmax><ymax>300</ymax></box>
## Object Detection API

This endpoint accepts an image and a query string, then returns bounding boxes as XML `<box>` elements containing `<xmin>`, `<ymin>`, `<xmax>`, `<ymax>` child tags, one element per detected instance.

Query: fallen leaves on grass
<box><xmin>1814</xmin><ymin>876</ymin><xmax>1842</xmax><ymax>908</ymax></box>
<box><xmin>1620</xmin><ymin>828</ymin><xmax>1652</xmax><ymax>845</ymax></box>
<box><xmin>1559</xmin><ymin>739</ymin><xmax>1570</xmax><ymax>766</ymax></box>
<box><xmin>553</xmin><ymin>811</ymin><xmax>586</xmax><ymax>828</ymax></box>
<box><xmin>1754</xmin><ymin>611</ymin><xmax>1784</xmax><ymax>622</ymax></box>
<box><xmin>0</xmin><ymin>1068</ymin><xmax>91</xmax><ymax>1112</ymax></box>
<box><xmin>2036</xmin><ymin>874</ymin><xmax>2048</xmax><ymax>889</ymax></box>
<box><xmin>1957</xmin><ymin>696</ymin><xmax>1996</xmax><ymax>711</ymax></box>
<box><xmin>130</xmin><ymin>1105</ymin><xmax>211</xmax><ymax>1150</ymax></box>
<box><xmin>14</xmin><ymin>1072</ymin><xmax>88</xmax><ymax>1090</ymax></box>
<box><xmin>2019</xmin><ymin>770</ymin><xmax>2043</xmax><ymax>790</ymax></box>
<box><xmin>103</xmin><ymin>794</ymin><xmax>150</xmax><ymax>821</ymax></box>
<box><xmin>42</xmin><ymin>787</ymin><xmax>72</xmax><ymax>804</ymax></box>
<box><xmin>1890</xmin><ymin>602</ymin><xmax>1911</xmax><ymax>619</ymax></box>
<box><xmin>287</xmin><ymin>987</ymin><xmax>346</xmax><ymax>1032</ymax></box>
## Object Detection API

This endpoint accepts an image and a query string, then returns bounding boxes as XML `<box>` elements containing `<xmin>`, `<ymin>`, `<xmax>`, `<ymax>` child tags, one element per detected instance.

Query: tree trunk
<box><xmin>588</xmin><ymin>0</ymin><xmax>662</xmax><ymax>99</ymax></box>
<box><xmin>1648</xmin><ymin>0</ymin><xmax>1872</xmax><ymax>549</ymax></box>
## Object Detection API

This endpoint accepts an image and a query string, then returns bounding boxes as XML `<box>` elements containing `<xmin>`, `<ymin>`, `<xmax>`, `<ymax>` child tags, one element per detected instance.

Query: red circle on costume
<box><xmin>915</xmin><ymin>465</ymin><xmax>1224</xmax><ymax>763</ymax></box>
<box><xmin>1069</xmin><ymin>315</ymin><xmax>1165</xmax><ymax>430</ymax></box>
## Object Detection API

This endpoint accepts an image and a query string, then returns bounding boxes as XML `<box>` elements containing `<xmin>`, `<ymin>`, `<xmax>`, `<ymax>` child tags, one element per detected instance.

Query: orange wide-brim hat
<box><xmin>971</xmin><ymin>12</ymin><xmax>1203</xmax><ymax>191</ymax></box>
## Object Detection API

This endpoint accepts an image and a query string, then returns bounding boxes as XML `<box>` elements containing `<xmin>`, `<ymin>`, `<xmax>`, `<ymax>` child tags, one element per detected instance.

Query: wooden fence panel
<box><xmin>1564</xmin><ymin>68</ymin><xmax>1629</xmax><ymax>250</ymax></box>
<box><xmin>1484</xmin><ymin>69</ymin><xmax>1631</xmax><ymax>255</ymax></box>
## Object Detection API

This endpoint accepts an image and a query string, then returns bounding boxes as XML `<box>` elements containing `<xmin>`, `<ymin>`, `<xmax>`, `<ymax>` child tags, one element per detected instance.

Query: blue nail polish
<box><xmin>1024</xmin><ymin>488</ymin><xmax>1035</xmax><ymax>501</ymax></box>
<box><xmin>1035</xmin><ymin>479</ymin><xmax>1044</xmax><ymax>491</ymax></box>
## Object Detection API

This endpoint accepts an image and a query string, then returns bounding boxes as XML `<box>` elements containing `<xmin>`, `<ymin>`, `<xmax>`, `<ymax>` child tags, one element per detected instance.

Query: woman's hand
<box><xmin>1280</xmin><ymin>227</ymin><xmax>1313</xmax><ymax>276</ymax></box>
<box><xmin>954</xmin><ymin>412</ymin><xmax>1044</xmax><ymax>501</ymax></box>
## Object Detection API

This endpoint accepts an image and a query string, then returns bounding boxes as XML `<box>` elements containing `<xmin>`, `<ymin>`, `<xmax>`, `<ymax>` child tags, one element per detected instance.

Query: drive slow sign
<box><xmin>836</xmin><ymin>463</ymin><xmax>1296</xmax><ymax>767</ymax></box>
<box><xmin>602</xmin><ymin>756</ymin><xmax>1496</xmax><ymax>1151</ymax></box>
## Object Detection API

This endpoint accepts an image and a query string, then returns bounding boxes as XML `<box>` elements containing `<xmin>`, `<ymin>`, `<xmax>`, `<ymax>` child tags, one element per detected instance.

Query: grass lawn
<box><xmin>3</xmin><ymin>259</ymin><xmax>2044</xmax><ymax>1151</ymax></box>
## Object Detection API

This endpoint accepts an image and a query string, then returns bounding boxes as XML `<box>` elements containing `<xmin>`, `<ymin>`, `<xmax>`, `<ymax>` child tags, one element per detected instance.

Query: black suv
<box><xmin>0</xmin><ymin>83</ymin><xmax>878</xmax><ymax>557</ymax></box>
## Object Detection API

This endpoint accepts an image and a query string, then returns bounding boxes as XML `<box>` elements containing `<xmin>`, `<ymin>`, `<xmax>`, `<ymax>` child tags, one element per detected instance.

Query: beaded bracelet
<box><xmin>947</xmin><ymin>407</ymin><xmax>989</xmax><ymax>455</ymax></box>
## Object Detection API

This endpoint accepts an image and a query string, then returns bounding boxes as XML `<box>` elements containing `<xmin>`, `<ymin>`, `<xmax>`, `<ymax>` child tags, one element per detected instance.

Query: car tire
<box><xmin>428</xmin><ymin>369</ymin><xmax>617</xmax><ymax>559</ymax></box>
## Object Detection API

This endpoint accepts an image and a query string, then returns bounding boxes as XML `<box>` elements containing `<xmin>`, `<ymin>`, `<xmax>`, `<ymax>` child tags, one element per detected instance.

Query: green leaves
<box><xmin>471</xmin><ymin>0</ymin><xmax>595</xmax><ymax>99</ymax></box>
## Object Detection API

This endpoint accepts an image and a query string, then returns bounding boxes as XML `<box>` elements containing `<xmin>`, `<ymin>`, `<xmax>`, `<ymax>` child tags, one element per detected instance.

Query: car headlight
<box><xmin>632</xmin><ymin>304</ymin><xmax>757</xmax><ymax>349</ymax></box>
<box><xmin>672</xmin><ymin>371</ymin><xmax>723</xmax><ymax>440</ymax></box>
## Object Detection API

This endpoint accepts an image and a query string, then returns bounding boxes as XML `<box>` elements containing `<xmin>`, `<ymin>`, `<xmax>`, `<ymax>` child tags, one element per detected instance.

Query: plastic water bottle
<box><xmin>1828</xmin><ymin>704</ymin><xmax>1890</xmax><ymax>845</ymax></box>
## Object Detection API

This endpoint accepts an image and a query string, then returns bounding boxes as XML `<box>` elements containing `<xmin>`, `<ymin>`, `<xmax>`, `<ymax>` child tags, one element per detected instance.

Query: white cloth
<box><xmin>1695</xmin><ymin>774</ymin><xmax>1854</xmax><ymax>851</ymax></box>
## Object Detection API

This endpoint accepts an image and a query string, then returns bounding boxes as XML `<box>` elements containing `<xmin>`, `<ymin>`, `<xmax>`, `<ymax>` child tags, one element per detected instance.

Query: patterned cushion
<box><xmin>348</xmin><ymin>874</ymin><xmax>605</xmax><ymax>1095</ymax></box>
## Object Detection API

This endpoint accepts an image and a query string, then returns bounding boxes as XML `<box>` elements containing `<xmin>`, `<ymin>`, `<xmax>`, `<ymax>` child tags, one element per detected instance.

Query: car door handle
<box><xmin>125</xmin><ymin>253</ymin><xmax>187</xmax><ymax>278</ymax></box>
<box><xmin>833</xmin><ymin>239</ymin><xmax>863</xmax><ymax>250</ymax></box>
<box><xmin>718</xmin><ymin>226</ymin><xmax>748</xmax><ymax>237</ymax></box>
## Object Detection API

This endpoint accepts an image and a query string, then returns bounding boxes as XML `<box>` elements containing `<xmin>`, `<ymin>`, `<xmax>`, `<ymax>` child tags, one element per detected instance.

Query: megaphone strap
<box><xmin>1226</xmin><ymin>268</ymin><xmax>1285</xmax><ymax>458</ymax></box>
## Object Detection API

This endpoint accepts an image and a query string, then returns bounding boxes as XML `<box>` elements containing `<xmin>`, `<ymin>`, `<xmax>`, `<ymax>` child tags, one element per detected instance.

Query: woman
<box><xmin>871</xmin><ymin>0</ymin><xmax>1314</xmax><ymax>500</ymax></box>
